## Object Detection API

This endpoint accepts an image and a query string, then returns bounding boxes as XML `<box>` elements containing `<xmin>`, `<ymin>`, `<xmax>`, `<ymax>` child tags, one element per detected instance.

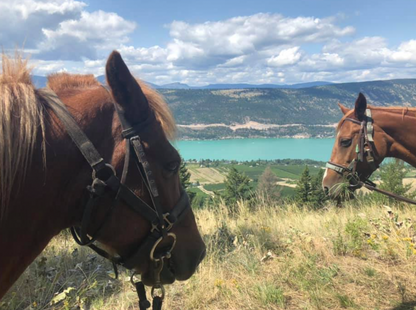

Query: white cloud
<box><xmin>5</xmin><ymin>6</ymin><xmax>414</xmax><ymax>86</ymax></box>
<box><xmin>267</xmin><ymin>47</ymin><xmax>302</xmax><ymax>66</ymax></box>
<box><xmin>0</xmin><ymin>0</ymin><xmax>85</xmax><ymax>48</ymax></box>
<box><xmin>165</xmin><ymin>13</ymin><xmax>354</xmax><ymax>68</ymax></box>
<box><xmin>0</xmin><ymin>0</ymin><xmax>136</xmax><ymax>61</ymax></box>
<box><xmin>390</xmin><ymin>40</ymin><xmax>416</xmax><ymax>64</ymax></box>
<box><xmin>39</xmin><ymin>10</ymin><xmax>136</xmax><ymax>60</ymax></box>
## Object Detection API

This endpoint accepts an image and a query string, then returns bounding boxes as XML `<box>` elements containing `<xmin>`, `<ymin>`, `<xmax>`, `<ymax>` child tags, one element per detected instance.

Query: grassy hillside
<box><xmin>160</xmin><ymin>79</ymin><xmax>416</xmax><ymax>139</ymax></box>
<box><xmin>2</xmin><ymin>200</ymin><xmax>416</xmax><ymax>310</ymax></box>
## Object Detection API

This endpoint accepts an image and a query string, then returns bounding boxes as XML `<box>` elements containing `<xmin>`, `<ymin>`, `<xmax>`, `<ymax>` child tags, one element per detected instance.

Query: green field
<box><xmin>233</xmin><ymin>164</ymin><xmax>322</xmax><ymax>181</ymax></box>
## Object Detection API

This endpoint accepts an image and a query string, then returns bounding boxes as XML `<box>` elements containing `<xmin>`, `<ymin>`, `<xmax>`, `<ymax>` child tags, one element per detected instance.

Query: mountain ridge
<box><xmin>31</xmin><ymin>75</ymin><xmax>333</xmax><ymax>90</ymax></box>
<box><xmin>29</xmin><ymin>75</ymin><xmax>416</xmax><ymax>139</ymax></box>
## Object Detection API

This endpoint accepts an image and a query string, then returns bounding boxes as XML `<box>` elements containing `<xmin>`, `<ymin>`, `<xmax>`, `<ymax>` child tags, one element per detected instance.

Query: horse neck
<box><xmin>374</xmin><ymin>108</ymin><xmax>416</xmax><ymax>167</ymax></box>
<box><xmin>0</xmin><ymin>87</ymin><xmax>120</xmax><ymax>298</ymax></box>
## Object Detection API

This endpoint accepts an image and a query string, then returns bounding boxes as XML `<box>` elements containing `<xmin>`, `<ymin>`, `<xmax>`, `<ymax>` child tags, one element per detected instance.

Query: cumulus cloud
<box><xmin>390</xmin><ymin>40</ymin><xmax>416</xmax><ymax>64</ymax></box>
<box><xmin>6</xmin><ymin>5</ymin><xmax>415</xmax><ymax>86</ymax></box>
<box><xmin>165</xmin><ymin>13</ymin><xmax>354</xmax><ymax>69</ymax></box>
<box><xmin>267</xmin><ymin>47</ymin><xmax>302</xmax><ymax>67</ymax></box>
<box><xmin>39</xmin><ymin>10</ymin><xmax>136</xmax><ymax>60</ymax></box>
<box><xmin>0</xmin><ymin>0</ymin><xmax>136</xmax><ymax>61</ymax></box>
<box><xmin>0</xmin><ymin>0</ymin><xmax>85</xmax><ymax>48</ymax></box>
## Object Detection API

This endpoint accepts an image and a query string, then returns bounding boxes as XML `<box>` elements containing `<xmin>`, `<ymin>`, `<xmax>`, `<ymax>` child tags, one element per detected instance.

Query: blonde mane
<box><xmin>0</xmin><ymin>54</ymin><xmax>176</xmax><ymax>217</ymax></box>
<box><xmin>0</xmin><ymin>52</ymin><xmax>46</xmax><ymax>218</ymax></box>
<box><xmin>137</xmin><ymin>80</ymin><xmax>176</xmax><ymax>140</ymax></box>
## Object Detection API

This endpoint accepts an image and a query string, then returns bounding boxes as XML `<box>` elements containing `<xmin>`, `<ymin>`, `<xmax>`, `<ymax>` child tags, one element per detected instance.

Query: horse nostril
<box><xmin>324</xmin><ymin>187</ymin><xmax>329</xmax><ymax>195</ymax></box>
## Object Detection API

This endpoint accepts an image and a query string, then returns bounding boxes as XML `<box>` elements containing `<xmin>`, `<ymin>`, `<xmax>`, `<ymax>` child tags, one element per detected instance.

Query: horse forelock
<box><xmin>0</xmin><ymin>53</ymin><xmax>46</xmax><ymax>219</ymax></box>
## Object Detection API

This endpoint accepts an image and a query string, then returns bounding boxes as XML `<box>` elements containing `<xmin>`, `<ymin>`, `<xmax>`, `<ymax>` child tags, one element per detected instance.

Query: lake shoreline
<box><xmin>176</xmin><ymin>135</ymin><xmax>335</xmax><ymax>141</ymax></box>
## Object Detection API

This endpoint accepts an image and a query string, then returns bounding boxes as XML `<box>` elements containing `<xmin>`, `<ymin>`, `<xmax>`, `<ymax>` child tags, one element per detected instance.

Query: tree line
<box><xmin>180</xmin><ymin>158</ymin><xmax>416</xmax><ymax>212</ymax></box>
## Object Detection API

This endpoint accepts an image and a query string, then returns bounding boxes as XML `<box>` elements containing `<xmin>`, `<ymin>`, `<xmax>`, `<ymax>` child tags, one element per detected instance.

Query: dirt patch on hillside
<box><xmin>190</xmin><ymin>167</ymin><xmax>225</xmax><ymax>184</ymax></box>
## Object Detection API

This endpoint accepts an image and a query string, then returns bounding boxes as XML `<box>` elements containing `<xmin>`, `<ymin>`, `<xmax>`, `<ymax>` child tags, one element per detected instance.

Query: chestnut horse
<box><xmin>323</xmin><ymin>92</ymin><xmax>416</xmax><ymax>198</ymax></box>
<box><xmin>0</xmin><ymin>51</ymin><xmax>205</xmax><ymax>299</ymax></box>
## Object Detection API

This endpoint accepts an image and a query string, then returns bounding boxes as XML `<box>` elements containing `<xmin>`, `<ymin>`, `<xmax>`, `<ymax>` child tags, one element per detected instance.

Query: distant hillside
<box><xmin>159</xmin><ymin>79</ymin><xmax>416</xmax><ymax>139</ymax></box>
<box><xmin>29</xmin><ymin>75</ymin><xmax>416</xmax><ymax>139</ymax></box>
<box><xmin>31</xmin><ymin>75</ymin><xmax>332</xmax><ymax>90</ymax></box>
<box><xmin>198</xmin><ymin>81</ymin><xmax>333</xmax><ymax>89</ymax></box>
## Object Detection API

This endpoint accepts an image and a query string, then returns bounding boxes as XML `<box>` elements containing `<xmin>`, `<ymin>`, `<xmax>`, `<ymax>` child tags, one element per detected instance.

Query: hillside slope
<box><xmin>160</xmin><ymin>79</ymin><xmax>416</xmax><ymax>139</ymax></box>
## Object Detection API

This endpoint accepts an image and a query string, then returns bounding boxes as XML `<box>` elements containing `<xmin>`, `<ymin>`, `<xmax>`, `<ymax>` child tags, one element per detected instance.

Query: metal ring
<box><xmin>92</xmin><ymin>163</ymin><xmax>116</xmax><ymax>180</ymax></box>
<box><xmin>151</xmin><ymin>284</ymin><xmax>165</xmax><ymax>300</ymax></box>
<box><xmin>149</xmin><ymin>233</ymin><xmax>177</xmax><ymax>262</ymax></box>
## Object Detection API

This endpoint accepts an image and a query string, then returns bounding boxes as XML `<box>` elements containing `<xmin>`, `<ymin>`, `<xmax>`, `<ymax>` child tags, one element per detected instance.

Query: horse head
<box><xmin>0</xmin><ymin>51</ymin><xmax>205</xmax><ymax>298</ymax></box>
<box><xmin>322</xmin><ymin>93</ymin><xmax>388</xmax><ymax>199</ymax></box>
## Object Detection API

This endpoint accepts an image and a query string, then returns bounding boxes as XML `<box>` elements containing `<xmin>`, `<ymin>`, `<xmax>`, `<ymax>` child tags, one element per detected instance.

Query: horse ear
<box><xmin>105</xmin><ymin>51</ymin><xmax>149</xmax><ymax>122</ymax></box>
<box><xmin>338</xmin><ymin>103</ymin><xmax>350</xmax><ymax>115</ymax></box>
<box><xmin>354</xmin><ymin>92</ymin><xmax>367</xmax><ymax>120</ymax></box>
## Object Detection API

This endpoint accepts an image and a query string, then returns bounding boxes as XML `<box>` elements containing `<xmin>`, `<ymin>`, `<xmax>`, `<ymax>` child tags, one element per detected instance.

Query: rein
<box><xmin>326</xmin><ymin>109</ymin><xmax>416</xmax><ymax>206</ymax></box>
<box><xmin>39</xmin><ymin>88</ymin><xmax>188</xmax><ymax>310</ymax></box>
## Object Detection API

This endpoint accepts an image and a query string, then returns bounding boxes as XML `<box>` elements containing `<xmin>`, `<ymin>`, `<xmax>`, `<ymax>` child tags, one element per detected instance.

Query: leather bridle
<box><xmin>324</xmin><ymin>108</ymin><xmax>416</xmax><ymax>206</ymax></box>
<box><xmin>39</xmin><ymin>88</ymin><xmax>189</xmax><ymax>309</ymax></box>
<box><xmin>326</xmin><ymin>109</ymin><xmax>379</xmax><ymax>189</ymax></box>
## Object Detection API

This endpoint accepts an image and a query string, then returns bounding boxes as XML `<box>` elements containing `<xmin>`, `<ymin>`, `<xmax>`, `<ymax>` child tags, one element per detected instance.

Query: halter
<box><xmin>326</xmin><ymin>109</ymin><xmax>379</xmax><ymax>189</ymax></box>
<box><xmin>39</xmin><ymin>88</ymin><xmax>189</xmax><ymax>310</ymax></box>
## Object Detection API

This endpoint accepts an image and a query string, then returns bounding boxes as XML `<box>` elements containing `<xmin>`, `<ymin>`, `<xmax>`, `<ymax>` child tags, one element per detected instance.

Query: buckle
<box><xmin>151</xmin><ymin>213</ymin><xmax>175</xmax><ymax>233</ymax></box>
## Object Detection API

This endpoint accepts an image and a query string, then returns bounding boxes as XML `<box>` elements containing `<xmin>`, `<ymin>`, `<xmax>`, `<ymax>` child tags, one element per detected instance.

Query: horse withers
<box><xmin>323</xmin><ymin>92</ymin><xmax>416</xmax><ymax>199</ymax></box>
<box><xmin>0</xmin><ymin>51</ymin><xmax>206</xmax><ymax>299</ymax></box>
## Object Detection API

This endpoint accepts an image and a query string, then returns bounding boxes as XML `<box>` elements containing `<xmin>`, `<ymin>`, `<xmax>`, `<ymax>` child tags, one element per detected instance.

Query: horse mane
<box><xmin>47</xmin><ymin>73</ymin><xmax>100</xmax><ymax>92</ymax></box>
<box><xmin>136</xmin><ymin>80</ymin><xmax>176</xmax><ymax>140</ymax></box>
<box><xmin>0</xmin><ymin>52</ymin><xmax>46</xmax><ymax>218</ymax></box>
<box><xmin>336</xmin><ymin>104</ymin><xmax>416</xmax><ymax>133</ymax></box>
<box><xmin>47</xmin><ymin>74</ymin><xmax>176</xmax><ymax>140</ymax></box>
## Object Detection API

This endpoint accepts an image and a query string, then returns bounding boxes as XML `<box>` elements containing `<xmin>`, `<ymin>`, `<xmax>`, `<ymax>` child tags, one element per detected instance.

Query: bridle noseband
<box><xmin>39</xmin><ymin>88</ymin><xmax>189</xmax><ymax>309</ymax></box>
<box><xmin>326</xmin><ymin>109</ymin><xmax>379</xmax><ymax>189</ymax></box>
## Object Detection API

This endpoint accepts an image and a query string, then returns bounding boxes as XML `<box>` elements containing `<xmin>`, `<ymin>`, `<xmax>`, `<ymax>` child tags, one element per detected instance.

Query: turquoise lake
<box><xmin>174</xmin><ymin>138</ymin><xmax>336</xmax><ymax>162</ymax></box>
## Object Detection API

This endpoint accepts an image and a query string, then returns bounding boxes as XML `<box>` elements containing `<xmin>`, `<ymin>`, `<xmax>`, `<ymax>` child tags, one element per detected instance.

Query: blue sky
<box><xmin>1</xmin><ymin>0</ymin><xmax>416</xmax><ymax>85</ymax></box>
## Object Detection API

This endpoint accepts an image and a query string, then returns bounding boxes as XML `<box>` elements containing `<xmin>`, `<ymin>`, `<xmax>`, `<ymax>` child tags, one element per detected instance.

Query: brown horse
<box><xmin>323</xmin><ymin>92</ymin><xmax>416</xmax><ymax>198</ymax></box>
<box><xmin>0</xmin><ymin>51</ymin><xmax>206</xmax><ymax>299</ymax></box>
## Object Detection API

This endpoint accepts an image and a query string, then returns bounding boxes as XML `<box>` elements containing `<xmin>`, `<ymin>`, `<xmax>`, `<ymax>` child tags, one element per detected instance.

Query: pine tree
<box><xmin>223</xmin><ymin>167</ymin><xmax>252</xmax><ymax>208</ymax></box>
<box><xmin>310</xmin><ymin>169</ymin><xmax>327</xmax><ymax>209</ymax></box>
<box><xmin>257</xmin><ymin>166</ymin><xmax>280</xmax><ymax>200</ymax></box>
<box><xmin>295</xmin><ymin>166</ymin><xmax>312</xmax><ymax>205</ymax></box>
<box><xmin>179</xmin><ymin>158</ymin><xmax>195</xmax><ymax>203</ymax></box>
<box><xmin>373</xmin><ymin>159</ymin><xmax>416</xmax><ymax>205</ymax></box>
<box><xmin>179</xmin><ymin>159</ymin><xmax>191</xmax><ymax>189</ymax></box>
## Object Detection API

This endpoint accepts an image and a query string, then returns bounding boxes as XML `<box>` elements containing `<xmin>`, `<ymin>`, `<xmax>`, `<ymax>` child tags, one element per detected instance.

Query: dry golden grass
<box><xmin>2</xmin><ymin>199</ymin><xmax>416</xmax><ymax>310</ymax></box>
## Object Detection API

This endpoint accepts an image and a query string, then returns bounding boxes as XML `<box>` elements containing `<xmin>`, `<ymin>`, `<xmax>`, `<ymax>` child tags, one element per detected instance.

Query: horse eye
<box><xmin>165</xmin><ymin>161</ymin><xmax>180</xmax><ymax>172</ymax></box>
<box><xmin>340</xmin><ymin>138</ymin><xmax>352</xmax><ymax>147</ymax></box>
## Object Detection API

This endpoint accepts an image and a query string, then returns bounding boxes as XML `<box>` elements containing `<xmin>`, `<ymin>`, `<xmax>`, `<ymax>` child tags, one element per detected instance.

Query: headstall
<box><xmin>326</xmin><ymin>109</ymin><xmax>379</xmax><ymax>189</ymax></box>
<box><xmin>39</xmin><ymin>88</ymin><xmax>189</xmax><ymax>310</ymax></box>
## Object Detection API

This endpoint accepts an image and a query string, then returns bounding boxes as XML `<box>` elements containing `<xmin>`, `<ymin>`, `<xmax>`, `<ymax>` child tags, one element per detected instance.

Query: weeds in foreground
<box><xmin>2</xmin><ymin>199</ymin><xmax>416</xmax><ymax>309</ymax></box>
